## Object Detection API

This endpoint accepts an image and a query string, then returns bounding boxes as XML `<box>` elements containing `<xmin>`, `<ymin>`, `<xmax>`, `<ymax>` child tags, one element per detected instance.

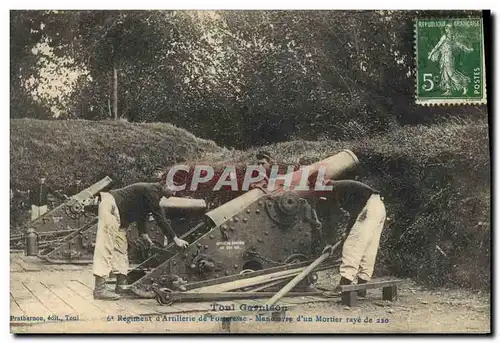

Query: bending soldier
<box><xmin>92</xmin><ymin>177</ymin><xmax>189</xmax><ymax>300</ymax></box>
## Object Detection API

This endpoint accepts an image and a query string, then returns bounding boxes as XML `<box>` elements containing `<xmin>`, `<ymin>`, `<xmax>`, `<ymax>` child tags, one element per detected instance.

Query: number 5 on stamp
<box><xmin>415</xmin><ymin>18</ymin><xmax>487</xmax><ymax>105</ymax></box>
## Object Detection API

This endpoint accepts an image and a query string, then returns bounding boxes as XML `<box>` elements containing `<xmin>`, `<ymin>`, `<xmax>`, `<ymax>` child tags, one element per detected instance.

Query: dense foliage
<box><xmin>10</xmin><ymin>10</ymin><xmax>487</xmax><ymax>148</ymax></box>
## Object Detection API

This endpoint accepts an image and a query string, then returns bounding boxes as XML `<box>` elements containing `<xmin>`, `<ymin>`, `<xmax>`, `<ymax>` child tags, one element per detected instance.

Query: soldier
<box><xmin>250</xmin><ymin>151</ymin><xmax>273</xmax><ymax>186</ymax></box>
<box><xmin>320</xmin><ymin>179</ymin><xmax>386</xmax><ymax>297</ymax></box>
<box><xmin>29</xmin><ymin>177</ymin><xmax>49</xmax><ymax>220</ymax></box>
<box><xmin>92</xmin><ymin>175</ymin><xmax>189</xmax><ymax>300</ymax></box>
<box><xmin>256</xmin><ymin>151</ymin><xmax>272</xmax><ymax>170</ymax></box>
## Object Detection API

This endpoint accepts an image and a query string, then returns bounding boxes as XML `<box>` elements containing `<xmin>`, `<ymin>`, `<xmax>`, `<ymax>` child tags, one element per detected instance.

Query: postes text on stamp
<box><xmin>415</xmin><ymin>18</ymin><xmax>486</xmax><ymax>105</ymax></box>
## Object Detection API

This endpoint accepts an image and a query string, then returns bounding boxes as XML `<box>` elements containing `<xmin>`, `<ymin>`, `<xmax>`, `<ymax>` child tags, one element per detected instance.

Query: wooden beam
<box><xmin>342</xmin><ymin>291</ymin><xmax>358</xmax><ymax>307</ymax></box>
<box><xmin>382</xmin><ymin>286</ymin><xmax>398</xmax><ymax>301</ymax></box>
<box><xmin>264</xmin><ymin>240</ymin><xmax>344</xmax><ymax>307</ymax></box>
<box><xmin>188</xmin><ymin>260</ymin><xmax>340</xmax><ymax>294</ymax></box>
<box><xmin>188</xmin><ymin>268</ymin><xmax>305</xmax><ymax>293</ymax></box>
<box><xmin>161</xmin><ymin>290</ymin><xmax>323</xmax><ymax>303</ymax></box>
<box><xmin>340</xmin><ymin>279</ymin><xmax>403</xmax><ymax>292</ymax></box>
<box><xmin>184</xmin><ymin>260</ymin><xmax>314</xmax><ymax>291</ymax></box>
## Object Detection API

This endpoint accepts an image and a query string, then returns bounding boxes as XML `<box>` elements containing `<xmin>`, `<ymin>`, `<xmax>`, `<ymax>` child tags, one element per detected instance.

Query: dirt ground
<box><xmin>11</xmin><ymin>278</ymin><xmax>490</xmax><ymax>334</ymax></box>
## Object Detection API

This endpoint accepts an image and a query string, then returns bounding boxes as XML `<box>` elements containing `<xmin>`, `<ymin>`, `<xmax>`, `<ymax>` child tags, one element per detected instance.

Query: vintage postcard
<box><xmin>9</xmin><ymin>10</ymin><xmax>491</xmax><ymax>334</ymax></box>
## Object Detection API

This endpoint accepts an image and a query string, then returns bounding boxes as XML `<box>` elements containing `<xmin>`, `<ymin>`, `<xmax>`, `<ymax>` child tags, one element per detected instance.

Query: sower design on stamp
<box><xmin>415</xmin><ymin>18</ymin><xmax>487</xmax><ymax>105</ymax></box>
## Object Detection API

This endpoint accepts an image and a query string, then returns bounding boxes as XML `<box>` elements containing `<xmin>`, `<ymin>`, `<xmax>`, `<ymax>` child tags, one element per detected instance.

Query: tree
<box><xmin>10</xmin><ymin>10</ymin><xmax>487</xmax><ymax>147</ymax></box>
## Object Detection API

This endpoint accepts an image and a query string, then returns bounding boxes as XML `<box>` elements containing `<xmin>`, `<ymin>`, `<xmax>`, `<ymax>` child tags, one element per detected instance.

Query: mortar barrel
<box><xmin>160</xmin><ymin>196</ymin><xmax>207</xmax><ymax>210</ymax></box>
<box><xmin>269</xmin><ymin>149</ymin><xmax>360</xmax><ymax>192</ymax></box>
<box><xmin>72</xmin><ymin>176</ymin><xmax>113</xmax><ymax>200</ymax></box>
<box><xmin>204</xmin><ymin>188</ymin><xmax>266</xmax><ymax>227</ymax></box>
<box><xmin>204</xmin><ymin>150</ymin><xmax>359</xmax><ymax>227</ymax></box>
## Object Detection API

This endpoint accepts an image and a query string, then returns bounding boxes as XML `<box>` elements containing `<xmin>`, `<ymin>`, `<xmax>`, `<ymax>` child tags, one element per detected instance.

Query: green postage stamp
<box><xmin>415</xmin><ymin>18</ymin><xmax>487</xmax><ymax>105</ymax></box>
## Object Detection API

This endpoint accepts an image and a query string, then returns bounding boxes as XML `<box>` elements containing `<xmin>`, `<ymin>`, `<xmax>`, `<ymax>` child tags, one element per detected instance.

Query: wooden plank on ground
<box><xmin>10</xmin><ymin>294</ymin><xmax>25</xmax><ymax>318</ymax></box>
<box><xmin>40</xmin><ymin>261</ymin><xmax>80</xmax><ymax>272</ymax></box>
<box><xmin>10</xmin><ymin>260</ymin><xmax>23</xmax><ymax>272</ymax></box>
<box><xmin>50</xmin><ymin>265</ymin><xmax>64</xmax><ymax>272</ymax></box>
<box><xmin>10</xmin><ymin>281</ymin><xmax>50</xmax><ymax>317</ymax></box>
<box><xmin>115</xmin><ymin>297</ymin><xmax>162</xmax><ymax>316</ymax></box>
<box><xmin>21</xmin><ymin>256</ymin><xmax>52</xmax><ymax>271</ymax></box>
<box><xmin>40</xmin><ymin>263</ymin><xmax>56</xmax><ymax>272</ymax></box>
<box><xmin>22</xmin><ymin>255</ymin><xmax>42</xmax><ymax>264</ymax></box>
<box><xmin>10</xmin><ymin>253</ymin><xmax>23</xmax><ymax>263</ymax></box>
<box><xmin>43</xmin><ymin>282</ymin><xmax>103</xmax><ymax>319</ymax></box>
<box><xmin>69</xmin><ymin>276</ymin><xmax>95</xmax><ymax>291</ymax></box>
<box><xmin>52</xmin><ymin>264</ymin><xmax>88</xmax><ymax>271</ymax></box>
<box><xmin>66</xmin><ymin>280</ymin><xmax>130</xmax><ymax>315</ymax></box>
<box><xmin>14</xmin><ymin>258</ymin><xmax>41</xmax><ymax>272</ymax></box>
<box><xmin>75</xmin><ymin>274</ymin><xmax>96</xmax><ymax>289</ymax></box>
<box><xmin>13</xmin><ymin>254</ymin><xmax>29</xmax><ymax>263</ymax></box>
<box><xmin>10</xmin><ymin>255</ymin><xmax>27</xmax><ymax>270</ymax></box>
<box><xmin>23</xmin><ymin>280</ymin><xmax>75</xmax><ymax>315</ymax></box>
<box><xmin>70</xmin><ymin>264</ymin><xmax>89</xmax><ymax>271</ymax></box>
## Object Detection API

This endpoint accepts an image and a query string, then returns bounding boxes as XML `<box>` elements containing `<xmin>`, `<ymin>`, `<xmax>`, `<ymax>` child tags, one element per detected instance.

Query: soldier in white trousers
<box><xmin>321</xmin><ymin>180</ymin><xmax>386</xmax><ymax>296</ymax></box>
<box><xmin>92</xmin><ymin>192</ymin><xmax>129</xmax><ymax>284</ymax></box>
<box><xmin>92</xmin><ymin>180</ymin><xmax>189</xmax><ymax>300</ymax></box>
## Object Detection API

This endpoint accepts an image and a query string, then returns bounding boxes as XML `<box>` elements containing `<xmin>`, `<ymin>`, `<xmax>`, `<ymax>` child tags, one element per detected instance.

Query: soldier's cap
<box><xmin>256</xmin><ymin>151</ymin><xmax>272</xmax><ymax>161</ymax></box>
